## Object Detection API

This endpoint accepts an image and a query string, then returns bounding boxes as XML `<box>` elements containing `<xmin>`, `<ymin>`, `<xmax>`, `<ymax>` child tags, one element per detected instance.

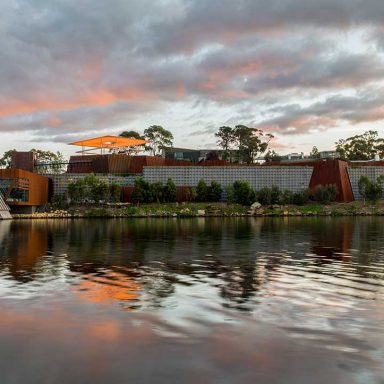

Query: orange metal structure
<box><xmin>69</xmin><ymin>135</ymin><xmax>147</xmax><ymax>153</ymax></box>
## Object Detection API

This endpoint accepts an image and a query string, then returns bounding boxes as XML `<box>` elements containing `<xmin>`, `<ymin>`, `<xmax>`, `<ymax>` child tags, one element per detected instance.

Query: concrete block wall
<box><xmin>48</xmin><ymin>174</ymin><xmax>136</xmax><ymax>195</ymax></box>
<box><xmin>143</xmin><ymin>166</ymin><xmax>314</xmax><ymax>192</ymax></box>
<box><xmin>347</xmin><ymin>166</ymin><xmax>384</xmax><ymax>200</ymax></box>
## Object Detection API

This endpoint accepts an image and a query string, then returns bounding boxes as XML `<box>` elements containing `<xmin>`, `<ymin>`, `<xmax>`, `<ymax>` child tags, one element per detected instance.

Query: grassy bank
<box><xmin>10</xmin><ymin>201</ymin><xmax>384</xmax><ymax>219</ymax></box>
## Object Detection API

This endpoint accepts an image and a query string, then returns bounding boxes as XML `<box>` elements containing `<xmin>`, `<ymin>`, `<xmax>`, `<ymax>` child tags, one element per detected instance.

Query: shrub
<box><xmin>281</xmin><ymin>190</ymin><xmax>294</xmax><ymax>205</ymax></box>
<box><xmin>150</xmin><ymin>182</ymin><xmax>164</xmax><ymax>203</ymax></box>
<box><xmin>292</xmin><ymin>189</ymin><xmax>310</xmax><ymax>205</ymax></box>
<box><xmin>163</xmin><ymin>178</ymin><xmax>177</xmax><ymax>202</ymax></box>
<box><xmin>131</xmin><ymin>177</ymin><xmax>153</xmax><ymax>203</ymax></box>
<box><xmin>358</xmin><ymin>175</ymin><xmax>384</xmax><ymax>203</ymax></box>
<box><xmin>185</xmin><ymin>187</ymin><xmax>197</xmax><ymax>202</ymax></box>
<box><xmin>313</xmin><ymin>184</ymin><xmax>338</xmax><ymax>203</ymax></box>
<box><xmin>257</xmin><ymin>187</ymin><xmax>272</xmax><ymax>205</ymax></box>
<box><xmin>232</xmin><ymin>180</ymin><xmax>256</xmax><ymax>205</ymax></box>
<box><xmin>67</xmin><ymin>179</ymin><xmax>86</xmax><ymax>203</ymax></box>
<box><xmin>109</xmin><ymin>183</ymin><xmax>121</xmax><ymax>203</ymax></box>
<box><xmin>208</xmin><ymin>181</ymin><xmax>223</xmax><ymax>202</ymax></box>
<box><xmin>196</xmin><ymin>179</ymin><xmax>209</xmax><ymax>202</ymax></box>
<box><xmin>91</xmin><ymin>180</ymin><xmax>109</xmax><ymax>202</ymax></box>
<box><xmin>51</xmin><ymin>193</ymin><xmax>68</xmax><ymax>209</ymax></box>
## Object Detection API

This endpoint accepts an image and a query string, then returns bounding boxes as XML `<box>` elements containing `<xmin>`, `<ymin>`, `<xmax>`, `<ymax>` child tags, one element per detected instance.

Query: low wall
<box><xmin>143</xmin><ymin>166</ymin><xmax>314</xmax><ymax>192</ymax></box>
<box><xmin>348</xmin><ymin>166</ymin><xmax>384</xmax><ymax>200</ymax></box>
<box><xmin>48</xmin><ymin>174</ymin><xmax>136</xmax><ymax>195</ymax></box>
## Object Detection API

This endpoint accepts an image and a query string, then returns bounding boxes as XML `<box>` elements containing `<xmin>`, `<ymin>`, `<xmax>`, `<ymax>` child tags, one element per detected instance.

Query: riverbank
<box><xmin>9</xmin><ymin>201</ymin><xmax>384</xmax><ymax>219</ymax></box>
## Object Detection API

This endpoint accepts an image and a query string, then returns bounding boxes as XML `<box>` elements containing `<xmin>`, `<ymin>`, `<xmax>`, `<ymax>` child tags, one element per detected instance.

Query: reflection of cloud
<box><xmin>75</xmin><ymin>271</ymin><xmax>141</xmax><ymax>308</ymax></box>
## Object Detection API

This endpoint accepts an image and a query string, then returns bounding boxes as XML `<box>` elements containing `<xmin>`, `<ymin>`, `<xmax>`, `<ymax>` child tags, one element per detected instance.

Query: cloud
<box><xmin>1</xmin><ymin>0</ymin><xmax>384</xmax><ymax>148</ymax></box>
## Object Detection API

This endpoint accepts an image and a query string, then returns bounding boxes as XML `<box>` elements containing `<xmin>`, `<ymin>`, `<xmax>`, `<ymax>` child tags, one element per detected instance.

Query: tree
<box><xmin>118</xmin><ymin>130</ymin><xmax>146</xmax><ymax>155</ymax></box>
<box><xmin>0</xmin><ymin>149</ymin><xmax>65</xmax><ymax>173</ymax></box>
<box><xmin>144</xmin><ymin>125</ymin><xmax>174</xmax><ymax>156</ymax></box>
<box><xmin>335</xmin><ymin>130</ymin><xmax>384</xmax><ymax>161</ymax></box>
<box><xmin>310</xmin><ymin>146</ymin><xmax>320</xmax><ymax>159</ymax></box>
<box><xmin>264</xmin><ymin>150</ymin><xmax>281</xmax><ymax>162</ymax></box>
<box><xmin>0</xmin><ymin>149</ymin><xmax>16</xmax><ymax>168</ymax></box>
<box><xmin>32</xmin><ymin>149</ymin><xmax>66</xmax><ymax>174</ymax></box>
<box><xmin>215</xmin><ymin>126</ymin><xmax>235</xmax><ymax>160</ymax></box>
<box><xmin>358</xmin><ymin>175</ymin><xmax>384</xmax><ymax>203</ymax></box>
<box><xmin>233</xmin><ymin>125</ymin><xmax>273</xmax><ymax>163</ymax></box>
<box><xmin>196</xmin><ymin>179</ymin><xmax>209</xmax><ymax>202</ymax></box>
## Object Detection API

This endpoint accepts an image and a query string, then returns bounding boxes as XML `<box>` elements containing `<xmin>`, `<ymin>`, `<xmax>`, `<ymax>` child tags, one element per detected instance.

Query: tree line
<box><xmin>0</xmin><ymin>127</ymin><xmax>383</xmax><ymax>170</ymax></box>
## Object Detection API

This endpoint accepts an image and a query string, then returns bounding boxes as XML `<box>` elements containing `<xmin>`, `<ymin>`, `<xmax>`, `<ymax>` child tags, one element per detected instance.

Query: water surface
<box><xmin>0</xmin><ymin>217</ymin><xmax>384</xmax><ymax>383</ymax></box>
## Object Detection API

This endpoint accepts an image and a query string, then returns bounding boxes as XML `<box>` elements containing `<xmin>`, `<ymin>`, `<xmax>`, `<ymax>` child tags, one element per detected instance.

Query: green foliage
<box><xmin>0</xmin><ymin>149</ymin><xmax>16</xmax><ymax>168</ymax></box>
<box><xmin>132</xmin><ymin>177</ymin><xmax>177</xmax><ymax>203</ymax></box>
<box><xmin>215</xmin><ymin>126</ymin><xmax>236</xmax><ymax>160</ymax></box>
<box><xmin>214</xmin><ymin>125</ymin><xmax>273</xmax><ymax>163</ymax></box>
<box><xmin>208</xmin><ymin>181</ymin><xmax>223</xmax><ymax>202</ymax></box>
<box><xmin>309</xmin><ymin>146</ymin><xmax>321</xmax><ymax>159</ymax></box>
<box><xmin>51</xmin><ymin>193</ymin><xmax>68</xmax><ymax>209</ymax></box>
<box><xmin>163</xmin><ymin>178</ymin><xmax>177</xmax><ymax>202</ymax></box>
<box><xmin>68</xmin><ymin>174</ymin><xmax>121</xmax><ymax>204</ymax></box>
<box><xmin>257</xmin><ymin>187</ymin><xmax>272</xmax><ymax>205</ymax></box>
<box><xmin>358</xmin><ymin>175</ymin><xmax>384</xmax><ymax>203</ymax></box>
<box><xmin>67</xmin><ymin>179</ymin><xmax>86</xmax><ymax>203</ymax></box>
<box><xmin>144</xmin><ymin>125</ymin><xmax>174</xmax><ymax>156</ymax></box>
<box><xmin>281</xmin><ymin>190</ymin><xmax>294</xmax><ymax>204</ymax></box>
<box><xmin>335</xmin><ymin>130</ymin><xmax>384</xmax><ymax>160</ymax></box>
<box><xmin>196</xmin><ymin>179</ymin><xmax>209</xmax><ymax>202</ymax></box>
<box><xmin>131</xmin><ymin>177</ymin><xmax>153</xmax><ymax>203</ymax></box>
<box><xmin>233</xmin><ymin>125</ymin><xmax>274</xmax><ymax>163</ymax></box>
<box><xmin>313</xmin><ymin>184</ymin><xmax>338</xmax><ymax>203</ymax></box>
<box><xmin>109</xmin><ymin>183</ymin><xmax>122</xmax><ymax>203</ymax></box>
<box><xmin>292</xmin><ymin>189</ymin><xmax>311</xmax><ymax>205</ymax></box>
<box><xmin>0</xmin><ymin>148</ymin><xmax>66</xmax><ymax>173</ymax></box>
<box><xmin>119</xmin><ymin>130</ymin><xmax>144</xmax><ymax>140</ymax></box>
<box><xmin>185</xmin><ymin>187</ymin><xmax>197</xmax><ymax>202</ymax></box>
<box><xmin>232</xmin><ymin>180</ymin><xmax>256</xmax><ymax>205</ymax></box>
<box><xmin>264</xmin><ymin>150</ymin><xmax>282</xmax><ymax>162</ymax></box>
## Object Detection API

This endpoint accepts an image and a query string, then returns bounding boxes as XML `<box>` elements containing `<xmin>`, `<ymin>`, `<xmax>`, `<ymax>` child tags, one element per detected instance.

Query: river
<box><xmin>0</xmin><ymin>217</ymin><xmax>383</xmax><ymax>383</ymax></box>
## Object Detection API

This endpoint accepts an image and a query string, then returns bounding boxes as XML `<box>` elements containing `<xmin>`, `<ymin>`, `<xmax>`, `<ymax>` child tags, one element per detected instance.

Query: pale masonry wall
<box><xmin>143</xmin><ymin>166</ymin><xmax>314</xmax><ymax>192</ymax></box>
<box><xmin>347</xmin><ymin>166</ymin><xmax>384</xmax><ymax>200</ymax></box>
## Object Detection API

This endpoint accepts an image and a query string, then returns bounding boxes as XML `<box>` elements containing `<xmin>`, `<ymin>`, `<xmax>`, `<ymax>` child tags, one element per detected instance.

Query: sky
<box><xmin>1</xmin><ymin>0</ymin><xmax>384</xmax><ymax>158</ymax></box>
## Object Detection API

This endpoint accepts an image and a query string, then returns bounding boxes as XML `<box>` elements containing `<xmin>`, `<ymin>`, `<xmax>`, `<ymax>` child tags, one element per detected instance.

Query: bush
<box><xmin>358</xmin><ymin>175</ymin><xmax>384</xmax><ymax>203</ymax></box>
<box><xmin>313</xmin><ymin>184</ymin><xmax>338</xmax><ymax>203</ymax></box>
<box><xmin>185</xmin><ymin>187</ymin><xmax>197</xmax><ymax>202</ymax></box>
<box><xmin>131</xmin><ymin>177</ymin><xmax>153</xmax><ymax>203</ymax></box>
<box><xmin>232</xmin><ymin>181</ymin><xmax>256</xmax><ymax>205</ymax></box>
<box><xmin>208</xmin><ymin>181</ymin><xmax>223</xmax><ymax>202</ymax></box>
<box><xmin>163</xmin><ymin>178</ymin><xmax>177</xmax><ymax>202</ymax></box>
<box><xmin>51</xmin><ymin>193</ymin><xmax>68</xmax><ymax>209</ymax></box>
<box><xmin>150</xmin><ymin>182</ymin><xmax>164</xmax><ymax>203</ymax></box>
<box><xmin>257</xmin><ymin>187</ymin><xmax>272</xmax><ymax>205</ymax></box>
<box><xmin>196</xmin><ymin>179</ymin><xmax>209</xmax><ymax>202</ymax></box>
<box><xmin>67</xmin><ymin>179</ymin><xmax>86</xmax><ymax>203</ymax></box>
<box><xmin>292</xmin><ymin>189</ymin><xmax>310</xmax><ymax>205</ymax></box>
<box><xmin>281</xmin><ymin>190</ymin><xmax>294</xmax><ymax>205</ymax></box>
<box><xmin>109</xmin><ymin>183</ymin><xmax>121</xmax><ymax>203</ymax></box>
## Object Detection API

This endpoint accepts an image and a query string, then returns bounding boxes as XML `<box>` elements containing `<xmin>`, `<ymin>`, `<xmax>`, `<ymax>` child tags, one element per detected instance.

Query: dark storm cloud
<box><xmin>1</xmin><ymin>0</ymin><xmax>384</xmax><ymax>141</ymax></box>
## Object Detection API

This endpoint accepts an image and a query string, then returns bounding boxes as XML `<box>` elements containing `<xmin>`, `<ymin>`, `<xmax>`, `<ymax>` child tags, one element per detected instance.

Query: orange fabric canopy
<box><xmin>69</xmin><ymin>135</ymin><xmax>147</xmax><ymax>149</ymax></box>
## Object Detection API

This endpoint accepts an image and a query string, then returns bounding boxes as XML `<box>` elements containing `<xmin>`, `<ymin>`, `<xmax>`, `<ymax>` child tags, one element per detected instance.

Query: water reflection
<box><xmin>1</xmin><ymin>217</ymin><xmax>384</xmax><ymax>383</ymax></box>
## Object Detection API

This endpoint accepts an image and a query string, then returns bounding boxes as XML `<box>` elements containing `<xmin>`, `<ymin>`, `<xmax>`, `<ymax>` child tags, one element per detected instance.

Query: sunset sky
<box><xmin>1</xmin><ymin>0</ymin><xmax>384</xmax><ymax>157</ymax></box>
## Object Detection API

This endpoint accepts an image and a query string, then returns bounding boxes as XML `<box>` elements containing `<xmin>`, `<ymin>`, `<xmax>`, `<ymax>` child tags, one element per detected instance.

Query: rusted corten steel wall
<box><xmin>0</xmin><ymin>168</ymin><xmax>49</xmax><ymax>206</ymax></box>
<box><xmin>263</xmin><ymin>159</ymin><xmax>354</xmax><ymax>202</ymax></box>
<box><xmin>121</xmin><ymin>186</ymin><xmax>196</xmax><ymax>203</ymax></box>
<box><xmin>11</xmin><ymin>152</ymin><xmax>36</xmax><ymax>173</ymax></box>
<box><xmin>309</xmin><ymin>160</ymin><xmax>354</xmax><ymax>203</ymax></box>
<box><xmin>67</xmin><ymin>154</ymin><xmax>192</xmax><ymax>174</ymax></box>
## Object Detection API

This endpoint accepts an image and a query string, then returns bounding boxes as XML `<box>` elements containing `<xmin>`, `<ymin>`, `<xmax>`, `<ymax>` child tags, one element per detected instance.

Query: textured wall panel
<box><xmin>348</xmin><ymin>167</ymin><xmax>384</xmax><ymax>200</ymax></box>
<box><xmin>143</xmin><ymin>166</ymin><xmax>314</xmax><ymax>192</ymax></box>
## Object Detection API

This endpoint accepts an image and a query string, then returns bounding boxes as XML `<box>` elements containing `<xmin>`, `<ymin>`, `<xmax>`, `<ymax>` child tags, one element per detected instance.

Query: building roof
<box><xmin>69</xmin><ymin>135</ymin><xmax>147</xmax><ymax>149</ymax></box>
